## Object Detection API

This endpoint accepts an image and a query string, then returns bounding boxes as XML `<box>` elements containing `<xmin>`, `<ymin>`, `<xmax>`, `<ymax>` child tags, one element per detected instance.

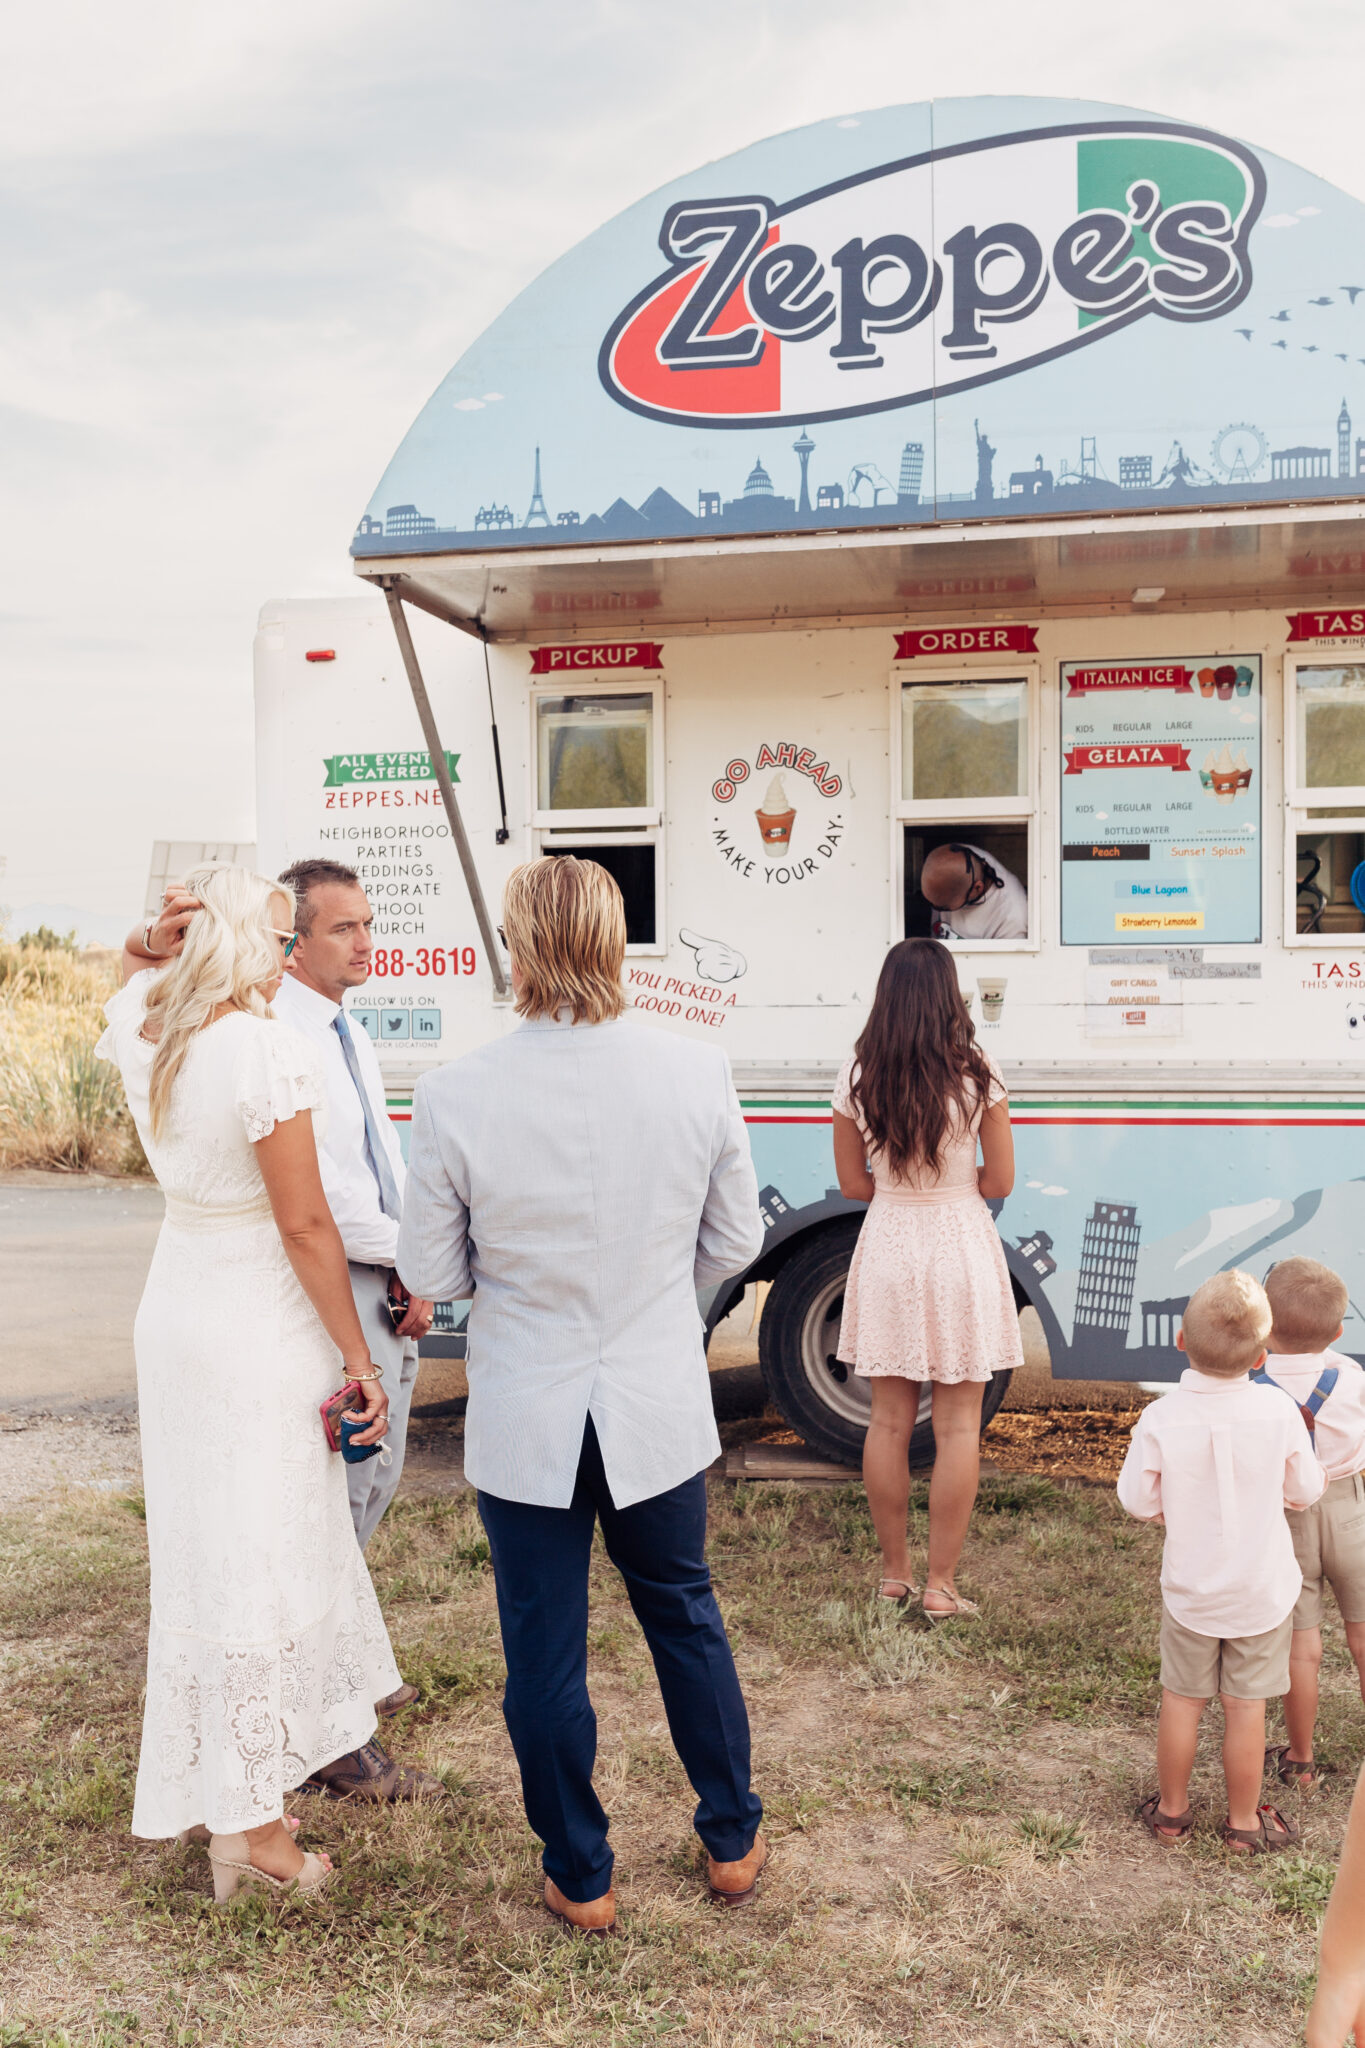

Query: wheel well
<box><xmin>705</xmin><ymin>1211</ymin><xmax>865</xmax><ymax>1339</ymax></box>
<box><xmin>707</xmin><ymin>1218</ymin><xmax>1036</xmax><ymax>1341</ymax></box>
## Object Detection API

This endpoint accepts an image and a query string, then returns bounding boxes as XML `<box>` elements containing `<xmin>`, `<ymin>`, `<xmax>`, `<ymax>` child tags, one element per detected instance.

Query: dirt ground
<box><xmin>0</xmin><ymin>1451</ymin><xmax>1350</xmax><ymax>2047</ymax></box>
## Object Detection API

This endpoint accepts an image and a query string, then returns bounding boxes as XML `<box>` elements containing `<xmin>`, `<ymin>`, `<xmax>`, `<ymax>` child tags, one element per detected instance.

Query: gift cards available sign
<box><xmin>600</xmin><ymin>124</ymin><xmax>1261</xmax><ymax>427</ymax></box>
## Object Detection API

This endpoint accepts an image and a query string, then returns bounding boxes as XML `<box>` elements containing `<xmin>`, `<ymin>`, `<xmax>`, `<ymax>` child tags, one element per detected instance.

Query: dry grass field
<box><xmin>0</xmin><ymin>1466</ymin><xmax>1357</xmax><ymax>2048</ymax></box>
<box><xmin>0</xmin><ymin>942</ymin><xmax>143</xmax><ymax>1175</ymax></box>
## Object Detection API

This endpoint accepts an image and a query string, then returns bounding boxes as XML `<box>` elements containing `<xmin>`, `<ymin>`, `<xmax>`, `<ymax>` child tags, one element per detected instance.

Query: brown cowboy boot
<box><xmin>706</xmin><ymin>1832</ymin><xmax>768</xmax><ymax>1906</ymax></box>
<box><xmin>299</xmin><ymin>1736</ymin><xmax>443</xmax><ymax>1803</ymax></box>
<box><xmin>544</xmin><ymin>1877</ymin><xmax>616</xmax><ymax>1936</ymax></box>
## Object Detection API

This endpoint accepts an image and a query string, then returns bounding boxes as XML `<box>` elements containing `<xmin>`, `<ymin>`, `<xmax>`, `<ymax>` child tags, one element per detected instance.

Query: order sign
<box><xmin>1059</xmin><ymin>655</ymin><xmax>1262</xmax><ymax>946</ymax></box>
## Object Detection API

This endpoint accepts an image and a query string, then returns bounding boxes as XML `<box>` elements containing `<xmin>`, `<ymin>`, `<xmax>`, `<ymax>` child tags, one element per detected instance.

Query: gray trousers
<box><xmin>346</xmin><ymin>1262</ymin><xmax>420</xmax><ymax>1550</ymax></box>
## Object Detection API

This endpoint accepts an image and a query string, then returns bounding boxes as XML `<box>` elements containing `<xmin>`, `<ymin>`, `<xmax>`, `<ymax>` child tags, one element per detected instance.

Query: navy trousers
<box><xmin>477</xmin><ymin>1418</ymin><xmax>762</xmax><ymax>1903</ymax></box>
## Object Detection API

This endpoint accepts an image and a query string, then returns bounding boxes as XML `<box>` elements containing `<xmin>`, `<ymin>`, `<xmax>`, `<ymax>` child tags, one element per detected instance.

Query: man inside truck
<box><xmin>920</xmin><ymin>841</ymin><xmax>1028</xmax><ymax>942</ymax></box>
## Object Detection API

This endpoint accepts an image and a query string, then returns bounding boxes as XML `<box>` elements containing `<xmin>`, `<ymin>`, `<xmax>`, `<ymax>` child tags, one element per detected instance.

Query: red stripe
<box><xmin>1011</xmin><ymin>1116</ymin><xmax>1365</xmax><ymax>1128</ymax></box>
<box><xmin>745</xmin><ymin>1112</ymin><xmax>1365</xmax><ymax>1128</ymax></box>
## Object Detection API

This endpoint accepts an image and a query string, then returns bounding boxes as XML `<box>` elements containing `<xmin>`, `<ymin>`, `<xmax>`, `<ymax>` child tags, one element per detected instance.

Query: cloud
<box><xmin>1263</xmin><ymin>213</ymin><xmax>1301</xmax><ymax>227</ymax></box>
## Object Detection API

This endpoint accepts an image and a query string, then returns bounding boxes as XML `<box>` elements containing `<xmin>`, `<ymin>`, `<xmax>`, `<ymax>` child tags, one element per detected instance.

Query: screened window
<box><xmin>901</xmin><ymin>678</ymin><xmax>1029</xmax><ymax>807</ymax></box>
<box><xmin>536</xmin><ymin>693</ymin><xmax>653</xmax><ymax>815</ymax></box>
<box><xmin>1293</xmin><ymin>664</ymin><xmax>1365</xmax><ymax>800</ymax></box>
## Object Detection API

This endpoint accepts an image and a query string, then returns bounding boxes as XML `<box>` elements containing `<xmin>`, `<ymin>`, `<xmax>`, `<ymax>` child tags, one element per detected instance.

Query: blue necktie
<box><xmin>333</xmin><ymin>1010</ymin><xmax>402</xmax><ymax>1222</ymax></box>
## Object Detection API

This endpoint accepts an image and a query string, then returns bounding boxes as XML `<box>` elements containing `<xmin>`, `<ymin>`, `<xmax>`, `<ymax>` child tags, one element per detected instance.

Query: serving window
<box><xmin>531</xmin><ymin>678</ymin><xmax>664</xmax><ymax>952</ymax></box>
<box><xmin>893</xmin><ymin>665</ymin><xmax>1038</xmax><ymax>947</ymax></box>
<box><xmin>1284</xmin><ymin>659</ymin><xmax>1365</xmax><ymax>945</ymax></box>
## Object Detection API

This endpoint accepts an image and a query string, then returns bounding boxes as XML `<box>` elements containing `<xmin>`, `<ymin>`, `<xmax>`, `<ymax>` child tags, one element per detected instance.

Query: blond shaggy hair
<box><xmin>143</xmin><ymin>864</ymin><xmax>291</xmax><ymax>1138</ymax></box>
<box><xmin>1180</xmin><ymin>1269</ymin><xmax>1272</xmax><ymax>1378</ymax></box>
<box><xmin>1265</xmin><ymin>1256</ymin><xmax>1350</xmax><ymax>1353</ymax></box>
<box><xmin>502</xmin><ymin>857</ymin><xmax>626</xmax><ymax>1024</ymax></box>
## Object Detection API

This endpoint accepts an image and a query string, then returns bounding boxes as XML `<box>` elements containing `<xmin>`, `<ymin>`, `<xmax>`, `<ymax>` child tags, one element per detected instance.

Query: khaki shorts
<box><xmin>1159</xmin><ymin>1605</ymin><xmax>1293</xmax><ymax>1701</ymax></box>
<box><xmin>1289</xmin><ymin>1473</ymin><xmax>1365</xmax><ymax>1631</ymax></box>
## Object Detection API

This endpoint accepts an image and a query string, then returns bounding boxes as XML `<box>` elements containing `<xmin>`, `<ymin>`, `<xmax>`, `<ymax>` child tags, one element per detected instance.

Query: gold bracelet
<box><xmin>345</xmin><ymin>1364</ymin><xmax>384</xmax><ymax>1383</ymax></box>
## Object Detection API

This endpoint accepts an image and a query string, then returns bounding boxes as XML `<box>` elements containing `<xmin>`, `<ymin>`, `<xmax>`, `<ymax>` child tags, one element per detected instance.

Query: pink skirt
<box><xmin>836</xmin><ymin>1185</ymin><xmax>1025</xmax><ymax>1384</ymax></box>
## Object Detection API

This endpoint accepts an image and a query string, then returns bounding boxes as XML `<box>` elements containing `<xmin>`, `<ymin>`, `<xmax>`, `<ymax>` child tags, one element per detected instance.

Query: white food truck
<box><xmin>256</xmin><ymin>96</ymin><xmax>1365</xmax><ymax>1465</ymax></box>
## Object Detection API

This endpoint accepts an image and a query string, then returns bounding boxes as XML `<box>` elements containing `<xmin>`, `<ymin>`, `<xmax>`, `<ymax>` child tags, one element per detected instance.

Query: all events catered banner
<box><xmin>1060</xmin><ymin>655</ymin><xmax>1261</xmax><ymax>946</ymax></box>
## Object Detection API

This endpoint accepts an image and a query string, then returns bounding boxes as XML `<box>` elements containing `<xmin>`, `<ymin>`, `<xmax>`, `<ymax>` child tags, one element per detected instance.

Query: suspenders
<box><xmin>1250</xmin><ymin>1363</ymin><xmax>1340</xmax><ymax>1440</ymax></box>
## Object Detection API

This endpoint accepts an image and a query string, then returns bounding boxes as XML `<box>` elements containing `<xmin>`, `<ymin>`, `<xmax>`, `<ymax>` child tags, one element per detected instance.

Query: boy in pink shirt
<box><xmin>1259</xmin><ymin>1257</ymin><xmax>1365</xmax><ymax>1792</ymax></box>
<box><xmin>1118</xmin><ymin>1269</ymin><xmax>1325</xmax><ymax>1852</ymax></box>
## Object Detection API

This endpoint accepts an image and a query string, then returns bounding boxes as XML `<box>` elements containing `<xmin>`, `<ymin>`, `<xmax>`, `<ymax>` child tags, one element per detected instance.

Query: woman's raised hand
<box><xmin>146</xmin><ymin>889</ymin><xmax>203</xmax><ymax>959</ymax></box>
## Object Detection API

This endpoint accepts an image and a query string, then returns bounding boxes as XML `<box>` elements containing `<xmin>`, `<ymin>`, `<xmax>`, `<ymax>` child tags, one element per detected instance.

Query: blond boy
<box><xmin>1118</xmin><ymin>1270</ymin><xmax>1325</xmax><ymax>1852</ymax></box>
<box><xmin>1259</xmin><ymin>1257</ymin><xmax>1365</xmax><ymax>1792</ymax></box>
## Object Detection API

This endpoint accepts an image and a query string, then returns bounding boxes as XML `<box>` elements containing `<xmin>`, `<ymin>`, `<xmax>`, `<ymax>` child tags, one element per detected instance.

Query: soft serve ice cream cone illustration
<box><xmin>1202</xmin><ymin>745</ymin><xmax>1254</xmax><ymax>805</ymax></box>
<box><xmin>755</xmin><ymin>772</ymin><xmax>797</xmax><ymax>858</ymax></box>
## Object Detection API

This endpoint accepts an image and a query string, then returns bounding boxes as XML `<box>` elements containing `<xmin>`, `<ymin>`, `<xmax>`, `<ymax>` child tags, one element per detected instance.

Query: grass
<box><xmin>0</xmin><ymin>1468</ymin><xmax>1357</xmax><ymax>2045</ymax></box>
<box><xmin>0</xmin><ymin>939</ymin><xmax>145</xmax><ymax>1174</ymax></box>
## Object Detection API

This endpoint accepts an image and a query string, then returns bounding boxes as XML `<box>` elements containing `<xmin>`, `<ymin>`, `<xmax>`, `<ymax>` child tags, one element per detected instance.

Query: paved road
<box><xmin>0</xmin><ymin>1174</ymin><xmax>768</xmax><ymax>1421</ymax></box>
<box><xmin>0</xmin><ymin>1172</ymin><xmax>161</xmax><ymax>1412</ymax></box>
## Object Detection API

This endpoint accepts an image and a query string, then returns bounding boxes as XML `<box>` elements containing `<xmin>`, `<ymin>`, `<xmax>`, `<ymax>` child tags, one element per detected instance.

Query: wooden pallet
<box><xmin>721</xmin><ymin>1442</ymin><xmax>856</xmax><ymax>1482</ymax></box>
<box><xmin>721</xmin><ymin>1441</ymin><xmax>1004</xmax><ymax>1484</ymax></box>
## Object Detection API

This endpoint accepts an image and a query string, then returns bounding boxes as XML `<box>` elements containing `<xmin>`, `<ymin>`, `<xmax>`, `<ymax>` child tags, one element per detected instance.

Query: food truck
<box><xmin>256</xmin><ymin>95</ymin><xmax>1365</xmax><ymax>1466</ymax></box>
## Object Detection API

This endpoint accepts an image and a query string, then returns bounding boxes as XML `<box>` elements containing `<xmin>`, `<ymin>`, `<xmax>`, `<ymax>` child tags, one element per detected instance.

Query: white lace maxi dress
<box><xmin>98</xmin><ymin>976</ymin><xmax>401</xmax><ymax>1839</ymax></box>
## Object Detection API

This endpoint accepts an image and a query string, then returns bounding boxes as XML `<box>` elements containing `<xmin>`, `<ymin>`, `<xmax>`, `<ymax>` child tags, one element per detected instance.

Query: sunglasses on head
<box><xmin>271</xmin><ymin>928</ymin><xmax>299</xmax><ymax>959</ymax></box>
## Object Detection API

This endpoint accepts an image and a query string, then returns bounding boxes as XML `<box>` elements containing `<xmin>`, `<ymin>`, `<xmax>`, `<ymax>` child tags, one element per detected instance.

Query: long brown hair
<box><xmin>848</xmin><ymin>939</ymin><xmax>994</xmax><ymax>1179</ymax></box>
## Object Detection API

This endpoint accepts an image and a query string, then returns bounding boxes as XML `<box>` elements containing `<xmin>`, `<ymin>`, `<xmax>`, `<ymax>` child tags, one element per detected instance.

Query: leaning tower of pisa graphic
<box><xmin>1069</xmin><ymin>1200</ymin><xmax>1141</xmax><ymax>1375</ymax></box>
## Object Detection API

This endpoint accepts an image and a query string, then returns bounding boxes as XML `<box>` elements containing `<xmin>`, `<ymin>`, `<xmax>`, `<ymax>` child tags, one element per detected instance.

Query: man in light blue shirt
<box><xmin>398</xmin><ymin>857</ymin><xmax>767</xmax><ymax>1934</ymax></box>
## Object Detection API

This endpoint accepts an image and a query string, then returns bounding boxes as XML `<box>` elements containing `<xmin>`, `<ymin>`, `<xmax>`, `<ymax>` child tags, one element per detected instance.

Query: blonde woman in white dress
<box><xmin>100</xmin><ymin>864</ymin><xmax>404</xmax><ymax>1899</ymax></box>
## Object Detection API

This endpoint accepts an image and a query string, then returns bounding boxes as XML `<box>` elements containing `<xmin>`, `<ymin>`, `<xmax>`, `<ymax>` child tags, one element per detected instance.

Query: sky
<box><xmin>6</xmin><ymin>0</ymin><xmax>1365</xmax><ymax>943</ymax></box>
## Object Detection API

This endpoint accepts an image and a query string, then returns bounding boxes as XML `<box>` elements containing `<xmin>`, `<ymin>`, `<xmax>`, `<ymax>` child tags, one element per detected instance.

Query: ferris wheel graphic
<box><xmin>1210</xmin><ymin>422</ymin><xmax>1268</xmax><ymax>483</ymax></box>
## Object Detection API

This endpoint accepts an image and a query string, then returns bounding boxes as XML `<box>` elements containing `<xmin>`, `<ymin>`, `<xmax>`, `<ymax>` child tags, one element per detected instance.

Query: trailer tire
<box><xmin>758</xmin><ymin>1222</ymin><xmax>1014</xmax><ymax>1469</ymax></box>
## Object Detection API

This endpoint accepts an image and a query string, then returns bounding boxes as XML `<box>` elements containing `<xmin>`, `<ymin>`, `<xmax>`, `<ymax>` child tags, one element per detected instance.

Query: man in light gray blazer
<box><xmin>397</xmin><ymin>857</ymin><xmax>766</xmax><ymax>1935</ymax></box>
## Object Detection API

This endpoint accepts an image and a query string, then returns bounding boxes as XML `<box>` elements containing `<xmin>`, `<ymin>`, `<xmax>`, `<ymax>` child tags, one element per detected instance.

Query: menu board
<box><xmin>1060</xmin><ymin>656</ymin><xmax>1261</xmax><ymax>946</ymax></box>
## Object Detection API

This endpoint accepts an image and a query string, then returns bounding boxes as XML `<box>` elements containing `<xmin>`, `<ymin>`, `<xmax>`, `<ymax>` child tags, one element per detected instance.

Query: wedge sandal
<box><xmin>1135</xmin><ymin>1792</ymin><xmax>1195</xmax><ymax>1844</ymax></box>
<box><xmin>1222</xmin><ymin>1804</ymin><xmax>1299</xmax><ymax>1855</ymax></box>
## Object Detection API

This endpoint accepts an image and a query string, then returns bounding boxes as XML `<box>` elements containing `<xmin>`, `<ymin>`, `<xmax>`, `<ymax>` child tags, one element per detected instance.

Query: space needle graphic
<box><xmin>792</xmin><ymin>426</ymin><xmax>815</xmax><ymax>515</ymax></box>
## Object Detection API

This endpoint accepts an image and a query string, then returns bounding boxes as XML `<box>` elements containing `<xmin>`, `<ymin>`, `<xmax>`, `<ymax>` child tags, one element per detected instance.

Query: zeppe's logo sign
<box><xmin>600</xmin><ymin>122</ymin><xmax>1263</xmax><ymax>427</ymax></box>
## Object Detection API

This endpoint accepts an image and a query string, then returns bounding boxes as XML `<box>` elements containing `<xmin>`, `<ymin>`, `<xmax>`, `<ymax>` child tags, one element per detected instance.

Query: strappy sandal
<box><xmin>876</xmin><ymin>1574</ymin><xmax>921</xmax><ymax>1602</ymax></box>
<box><xmin>207</xmin><ymin>1831</ymin><xmax>334</xmax><ymax>1904</ymax></box>
<box><xmin>1265</xmin><ymin>1744</ymin><xmax>1323</xmax><ymax>1791</ymax></box>
<box><xmin>179</xmin><ymin>1814</ymin><xmax>301</xmax><ymax>1847</ymax></box>
<box><xmin>1135</xmin><ymin>1792</ymin><xmax>1195</xmax><ymax>1845</ymax></box>
<box><xmin>922</xmin><ymin>1586</ymin><xmax>979</xmax><ymax>1621</ymax></box>
<box><xmin>1222</xmin><ymin>1804</ymin><xmax>1299</xmax><ymax>1855</ymax></box>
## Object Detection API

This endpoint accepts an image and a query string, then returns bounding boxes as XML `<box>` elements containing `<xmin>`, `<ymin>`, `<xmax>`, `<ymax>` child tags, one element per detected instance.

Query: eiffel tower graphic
<box><xmin>524</xmin><ymin>446</ymin><xmax>550</xmax><ymax>527</ymax></box>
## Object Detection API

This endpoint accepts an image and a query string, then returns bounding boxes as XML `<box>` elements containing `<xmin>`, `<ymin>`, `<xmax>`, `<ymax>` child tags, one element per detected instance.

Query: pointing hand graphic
<box><xmin>678</xmin><ymin>929</ymin><xmax>748</xmax><ymax>984</ymax></box>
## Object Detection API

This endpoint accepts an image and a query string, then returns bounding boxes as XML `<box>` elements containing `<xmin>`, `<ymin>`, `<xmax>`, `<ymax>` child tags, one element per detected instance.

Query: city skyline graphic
<box><xmin>354</xmin><ymin>383</ymin><xmax>1365</xmax><ymax>555</ymax></box>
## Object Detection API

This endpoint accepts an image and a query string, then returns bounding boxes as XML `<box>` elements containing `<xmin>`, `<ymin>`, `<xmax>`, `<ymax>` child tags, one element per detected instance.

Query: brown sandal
<box><xmin>1265</xmin><ymin>1744</ymin><xmax>1322</xmax><ymax>1790</ymax></box>
<box><xmin>1135</xmin><ymin>1792</ymin><xmax>1195</xmax><ymax>1844</ymax></box>
<box><xmin>1222</xmin><ymin>1804</ymin><xmax>1299</xmax><ymax>1855</ymax></box>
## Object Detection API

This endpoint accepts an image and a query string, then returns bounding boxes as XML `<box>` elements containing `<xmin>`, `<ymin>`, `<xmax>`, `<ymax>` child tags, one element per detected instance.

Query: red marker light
<box><xmin>305</xmin><ymin>649</ymin><xmax>336</xmax><ymax>663</ymax></box>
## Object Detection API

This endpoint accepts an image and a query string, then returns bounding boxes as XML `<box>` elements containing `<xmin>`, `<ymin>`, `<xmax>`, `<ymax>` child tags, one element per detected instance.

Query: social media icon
<box><xmin>413</xmin><ymin>1010</ymin><xmax>442</xmax><ymax>1038</ymax></box>
<box><xmin>349</xmin><ymin>1009</ymin><xmax>379</xmax><ymax>1040</ymax></box>
<box><xmin>380</xmin><ymin>1009</ymin><xmax>411</xmax><ymax>1039</ymax></box>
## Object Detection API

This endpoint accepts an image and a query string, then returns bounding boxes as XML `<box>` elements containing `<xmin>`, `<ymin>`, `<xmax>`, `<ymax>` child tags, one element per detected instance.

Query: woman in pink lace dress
<box><xmin>832</xmin><ymin>939</ymin><xmax>1022</xmax><ymax>1620</ymax></box>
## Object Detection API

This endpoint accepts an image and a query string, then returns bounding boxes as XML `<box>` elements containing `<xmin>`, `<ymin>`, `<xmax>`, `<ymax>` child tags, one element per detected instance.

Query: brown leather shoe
<box><xmin>299</xmin><ymin>1737</ymin><xmax>444</xmax><ymax>1803</ymax></box>
<box><xmin>706</xmin><ymin>1832</ymin><xmax>768</xmax><ymax>1906</ymax></box>
<box><xmin>375</xmin><ymin>1683</ymin><xmax>420</xmax><ymax>1720</ymax></box>
<box><xmin>543</xmin><ymin>1878</ymin><xmax>616</xmax><ymax>1936</ymax></box>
